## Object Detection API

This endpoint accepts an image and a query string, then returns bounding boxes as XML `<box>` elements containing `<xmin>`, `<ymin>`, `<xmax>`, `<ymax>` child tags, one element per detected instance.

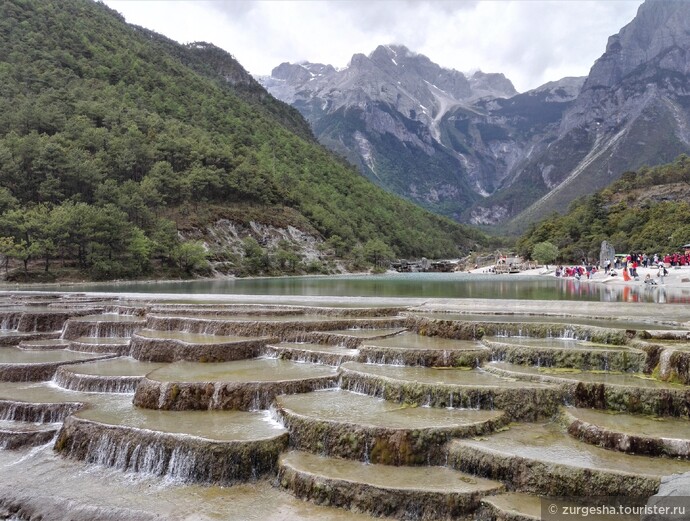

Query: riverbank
<box><xmin>469</xmin><ymin>265</ymin><xmax>690</xmax><ymax>288</ymax></box>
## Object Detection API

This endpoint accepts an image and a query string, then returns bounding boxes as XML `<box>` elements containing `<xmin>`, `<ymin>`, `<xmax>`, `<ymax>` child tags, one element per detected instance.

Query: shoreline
<box><xmin>507</xmin><ymin>265</ymin><xmax>690</xmax><ymax>289</ymax></box>
<box><xmin>0</xmin><ymin>270</ymin><xmax>386</xmax><ymax>290</ymax></box>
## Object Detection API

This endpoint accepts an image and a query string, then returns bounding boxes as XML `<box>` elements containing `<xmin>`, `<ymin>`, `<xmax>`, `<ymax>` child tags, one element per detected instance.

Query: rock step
<box><xmin>339</xmin><ymin>362</ymin><xmax>563</xmax><ymax>421</ymax></box>
<box><xmin>478</xmin><ymin>492</ymin><xmax>541</xmax><ymax>521</ymax></box>
<box><xmin>0</xmin><ymin>331</ymin><xmax>61</xmax><ymax>346</ymax></box>
<box><xmin>642</xmin><ymin>330</ymin><xmax>690</xmax><ymax>340</ymax></box>
<box><xmin>148</xmin><ymin>305</ymin><xmax>405</xmax><ymax>318</ymax></box>
<box><xmin>53</xmin><ymin>357</ymin><xmax>165</xmax><ymax>393</ymax></box>
<box><xmin>69</xmin><ymin>336</ymin><xmax>132</xmax><ymax>355</ymax></box>
<box><xmin>133</xmin><ymin>358</ymin><xmax>338</xmax><ymax>410</ymax></box>
<box><xmin>17</xmin><ymin>339</ymin><xmax>73</xmax><ymax>351</ymax></box>
<box><xmin>447</xmin><ymin>421</ymin><xmax>690</xmax><ymax>497</ymax></box>
<box><xmin>274</xmin><ymin>389</ymin><xmax>506</xmax><ymax>465</ymax></box>
<box><xmin>130</xmin><ymin>330</ymin><xmax>272</xmax><ymax>362</ymax></box>
<box><xmin>0</xmin><ymin>348</ymin><xmax>118</xmax><ymax>382</ymax></box>
<box><xmin>0</xmin><ymin>419</ymin><xmax>59</xmax><ymax>449</ymax></box>
<box><xmin>264</xmin><ymin>342</ymin><xmax>360</xmax><ymax>366</ymax></box>
<box><xmin>633</xmin><ymin>340</ymin><xmax>690</xmax><ymax>385</ymax></box>
<box><xmin>478</xmin><ymin>493</ymin><xmax>647</xmax><ymax>521</ymax></box>
<box><xmin>562</xmin><ymin>407</ymin><xmax>690</xmax><ymax>459</ymax></box>
<box><xmin>0</xmin><ymin>308</ymin><xmax>85</xmax><ymax>334</ymax></box>
<box><xmin>55</xmin><ymin>406</ymin><xmax>289</xmax><ymax>485</ymax></box>
<box><xmin>278</xmin><ymin>450</ymin><xmax>504</xmax><ymax>520</ymax></box>
<box><xmin>145</xmin><ymin>315</ymin><xmax>406</xmax><ymax>339</ymax></box>
<box><xmin>61</xmin><ymin>314</ymin><xmax>146</xmax><ymax>341</ymax></box>
<box><xmin>0</xmin><ymin>448</ymin><xmax>387</xmax><ymax>521</ymax></box>
<box><xmin>360</xmin><ymin>333</ymin><xmax>490</xmax><ymax>367</ymax></box>
<box><xmin>0</xmin><ymin>398</ymin><xmax>82</xmax><ymax>423</ymax></box>
<box><xmin>482</xmin><ymin>337</ymin><xmax>646</xmax><ymax>372</ymax></box>
<box><xmin>406</xmin><ymin>314</ymin><xmax>632</xmax><ymax>344</ymax></box>
<box><xmin>0</xmin><ymin>381</ymin><xmax>118</xmax><ymax>422</ymax></box>
<box><xmin>284</xmin><ymin>328</ymin><xmax>406</xmax><ymax>348</ymax></box>
<box><xmin>484</xmin><ymin>362</ymin><xmax>690</xmax><ymax>417</ymax></box>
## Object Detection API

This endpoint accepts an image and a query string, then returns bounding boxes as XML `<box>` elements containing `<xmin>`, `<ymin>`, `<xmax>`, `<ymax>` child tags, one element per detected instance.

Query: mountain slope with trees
<box><xmin>0</xmin><ymin>0</ymin><xmax>485</xmax><ymax>280</ymax></box>
<box><xmin>516</xmin><ymin>155</ymin><xmax>690</xmax><ymax>262</ymax></box>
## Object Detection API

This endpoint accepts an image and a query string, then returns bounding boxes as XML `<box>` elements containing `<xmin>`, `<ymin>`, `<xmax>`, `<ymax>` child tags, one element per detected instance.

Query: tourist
<box><xmin>644</xmin><ymin>274</ymin><xmax>656</xmax><ymax>285</ymax></box>
<box><xmin>658</xmin><ymin>264</ymin><xmax>668</xmax><ymax>284</ymax></box>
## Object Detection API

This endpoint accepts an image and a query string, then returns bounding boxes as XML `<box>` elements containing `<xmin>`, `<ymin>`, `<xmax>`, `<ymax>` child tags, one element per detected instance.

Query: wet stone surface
<box><xmin>0</xmin><ymin>293</ymin><xmax>689</xmax><ymax>519</ymax></box>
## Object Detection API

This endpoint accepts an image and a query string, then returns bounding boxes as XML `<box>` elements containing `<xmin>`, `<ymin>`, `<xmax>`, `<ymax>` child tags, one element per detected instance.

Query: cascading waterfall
<box><xmin>53</xmin><ymin>368</ymin><xmax>141</xmax><ymax>394</ymax></box>
<box><xmin>3</xmin><ymin>292</ymin><xmax>689</xmax><ymax>521</ymax></box>
<box><xmin>210</xmin><ymin>383</ymin><xmax>223</xmax><ymax>409</ymax></box>
<box><xmin>0</xmin><ymin>313</ymin><xmax>22</xmax><ymax>331</ymax></box>
<box><xmin>0</xmin><ymin>400</ymin><xmax>82</xmax><ymax>423</ymax></box>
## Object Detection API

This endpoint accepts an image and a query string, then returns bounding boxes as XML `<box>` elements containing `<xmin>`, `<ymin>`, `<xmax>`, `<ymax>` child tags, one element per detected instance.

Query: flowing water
<box><xmin>276</xmin><ymin>389</ymin><xmax>503</xmax><ymax>428</ymax></box>
<box><xmin>0</xmin><ymin>347</ymin><xmax>107</xmax><ymax>365</ymax></box>
<box><xmin>134</xmin><ymin>329</ymin><xmax>249</xmax><ymax>343</ymax></box>
<box><xmin>1</xmin><ymin>292</ymin><xmax>689</xmax><ymax>520</ymax></box>
<box><xmin>489</xmin><ymin>362</ymin><xmax>684</xmax><ymax>388</ymax></box>
<box><xmin>411</xmin><ymin>312</ymin><xmax>684</xmax><ymax>330</ymax></box>
<box><xmin>341</xmin><ymin>362</ymin><xmax>551</xmax><ymax>388</ymax></box>
<box><xmin>318</xmin><ymin>327</ymin><xmax>406</xmax><ymax>337</ymax></box>
<box><xmin>485</xmin><ymin>337</ymin><xmax>633</xmax><ymax>351</ymax></box>
<box><xmin>0</xmin><ymin>445</ymin><xmax>378</xmax><ymax>521</ymax></box>
<box><xmin>76</xmin><ymin>400</ymin><xmax>285</xmax><ymax>442</ymax></box>
<box><xmin>457</xmin><ymin>422</ymin><xmax>690</xmax><ymax>476</ymax></box>
<box><xmin>280</xmin><ymin>450</ymin><xmax>501</xmax><ymax>492</ymax></box>
<box><xmin>57</xmin><ymin>357</ymin><xmax>163</xmax><ymax>377</ymax></box>
<box><xmin>567</xmin><ymin>407</ymin><xmax>690</xmax><ymax>439</ymax></box>
<box><xmin>362</xmin><ymin>333</ymin><xmax>484</xmax><ymax>351</ymax></box>
<box><xmin>147</xmin><ymin>358</ymin><xmax>337</xmax><ymax>383</ymax></box>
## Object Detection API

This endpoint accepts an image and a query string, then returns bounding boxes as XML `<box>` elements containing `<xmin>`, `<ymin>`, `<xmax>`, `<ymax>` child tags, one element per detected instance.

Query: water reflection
<box><xmin>11</xmin><ymin>273</ymin><xmax>690</xmax><ymax>304</ymax></box>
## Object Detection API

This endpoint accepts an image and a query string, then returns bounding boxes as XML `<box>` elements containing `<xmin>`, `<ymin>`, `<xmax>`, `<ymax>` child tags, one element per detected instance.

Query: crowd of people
<box><xmin>555</xmin><ymin>265</ymin><xmax>597</xmax><ymax>279</ymax></box>
<box><xmin>553</xmin><ymin>250</ymin><xmax>689</xmax><ymax>282</ymax></box>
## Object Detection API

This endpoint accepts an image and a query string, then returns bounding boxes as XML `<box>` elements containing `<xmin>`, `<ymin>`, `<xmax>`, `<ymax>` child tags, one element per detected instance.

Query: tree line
<box><xmin>517</xmin><ymin>155</ymin><xmax>690</xmax><ymax>263</ymax></box>
<box><xmin>0</xmin><ymin>0</ymin><xmax>486</xmax><ymax>281</ymax></box>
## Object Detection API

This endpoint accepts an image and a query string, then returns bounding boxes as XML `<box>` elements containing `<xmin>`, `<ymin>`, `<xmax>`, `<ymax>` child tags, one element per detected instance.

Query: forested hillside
<box><xmin>516</xmin><ymin>155</ymin><xmax>690</xmax><ymax>262</ymax></box>
<box><xmin>0</xmin><ymin>0</ymin><xmax>484</xmax><ymax>280</ymax></box>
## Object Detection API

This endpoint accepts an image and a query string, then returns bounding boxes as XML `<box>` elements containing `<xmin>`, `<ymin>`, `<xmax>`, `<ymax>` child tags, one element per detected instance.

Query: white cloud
<box><xmin>103</xmin><ymin>0</ymin><xmax>643</xmax><ymax>92</ymax></box>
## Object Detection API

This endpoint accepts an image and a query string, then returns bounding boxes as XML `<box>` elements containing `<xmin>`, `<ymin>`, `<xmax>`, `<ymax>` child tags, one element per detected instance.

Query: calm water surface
<box><xmin>24</xmin><ymin>273</ymin><xmax>690</xmax><ymax>304</ymax></box>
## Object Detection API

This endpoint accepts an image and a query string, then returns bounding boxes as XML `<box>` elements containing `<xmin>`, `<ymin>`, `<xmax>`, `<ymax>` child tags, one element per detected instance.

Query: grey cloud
<box><xmin>103</xmin><ymin>0</ymin><xmax>644</xmax><ymax>91</ymax></box>
<box><xmin>205</xmin><ymin>0</ymin><xmax>259</xmax><ymax>18</ymax></box>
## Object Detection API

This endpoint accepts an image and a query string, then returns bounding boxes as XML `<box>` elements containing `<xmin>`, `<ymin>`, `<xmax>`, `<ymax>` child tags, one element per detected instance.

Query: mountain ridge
<box><xmin>260</xmin><ymin>44</ymin><xmax>520</xmax><ymax>219</ymax></box>
<box><xmin>260</xmin><ymin>0</ymin><xmax>690</xmax><ymax>232</ymax></box>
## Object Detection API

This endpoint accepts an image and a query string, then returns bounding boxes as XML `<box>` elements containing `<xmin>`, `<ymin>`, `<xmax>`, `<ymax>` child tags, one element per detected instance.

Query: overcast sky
<box><xmin>102</xmin><ymin>0</ymin><xmax>644</xmax><ymax>92</ymax></box>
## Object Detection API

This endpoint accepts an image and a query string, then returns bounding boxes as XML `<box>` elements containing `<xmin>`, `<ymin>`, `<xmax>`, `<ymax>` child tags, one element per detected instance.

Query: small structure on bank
<box><xmin>493</xmin><ymin>252</ymin><xmax>523</xmax><ymax>274</ymax></box>
<box><xmin>391</xmin><ymin>258</ymin><xmax>458</xmax><ymax>273</ymax></box>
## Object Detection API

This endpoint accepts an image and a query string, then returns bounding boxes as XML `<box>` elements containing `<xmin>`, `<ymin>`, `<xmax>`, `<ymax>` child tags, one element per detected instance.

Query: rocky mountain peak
<box><xmin>271</xmin><ymin>62</ymin><xmax>312</xmax><ymax>83</ymax></box>
<box><xmin>369</xmin><ymin>44</ymin><xmax>412</xmax><ymax>64</ymax></box>
<box><xmin>583</xmin><ymin>0</ymin><xmax>690</xmax><ymax>90</ymax></box>
<box><xmin>469</xmin><ymin>71</ymin><xmax>517</xmax><ymax>99</ymax></box>
<box><xmin>259</xmin><ymin>1</ymin><xmax>690</xmax><ymax>232</ymax></box>
<box><xmin>528</xmin><ymin>76</ymin><xmax>585</xmax><ymax>102</ymax></box>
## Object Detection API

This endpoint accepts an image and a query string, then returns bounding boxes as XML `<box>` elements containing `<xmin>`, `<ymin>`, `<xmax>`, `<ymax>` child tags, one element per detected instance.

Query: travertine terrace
<box><xmin>0</xmin><ymin>292</ymin><xmax>689</xmax><ymax>520</ymax></box>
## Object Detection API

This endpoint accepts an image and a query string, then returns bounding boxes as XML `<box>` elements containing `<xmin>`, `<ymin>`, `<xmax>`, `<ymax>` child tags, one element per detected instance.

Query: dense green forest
<box><xmin>0</xmin><ymin>0</ymin><xmax>485</xmax><ymax>280</ymax></box>
<box><xmin>516</xmin><ymin>155</ymin><xmax>690</xmax><ymax>262</ymax></box>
